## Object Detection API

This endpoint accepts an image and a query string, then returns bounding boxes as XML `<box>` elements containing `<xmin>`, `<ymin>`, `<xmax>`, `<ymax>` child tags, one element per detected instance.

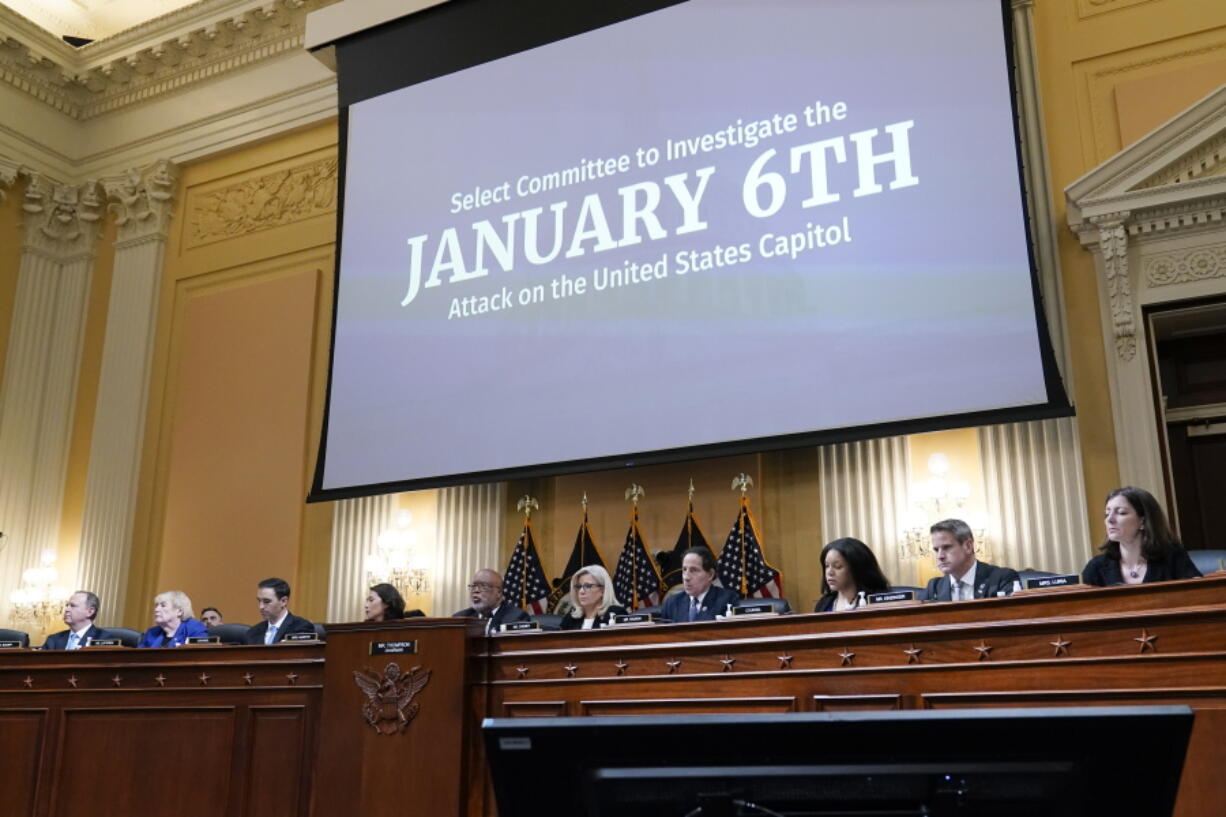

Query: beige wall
<box><xmin>122</xmin><ymin>122</ymin><xmax>339</xmax><ymax>627</ymax></box>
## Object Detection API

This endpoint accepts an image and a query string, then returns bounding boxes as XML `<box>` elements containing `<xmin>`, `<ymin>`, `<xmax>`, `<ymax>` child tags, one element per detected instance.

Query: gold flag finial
<box><xmin>516</xmin><ymin>495</ymin><xmax>539</xmax><ymax>520</ymax></box>
<box><xmin>731</xmin><ymin>473</ymin><xmax>754</xmax><ymax>496</ymax></box>
<box><xmin>581</xmin><ymin>492</ymin><xmax>589</xmax><ymax>513</ymax></box>
<box><xmin>624</xmin><ymin>483</ymin><xmax>645</xmax><ymax>506</ymax></box>
<box><xmin>687</xmin><ymin>478</ymin><xmax>696</xmax><ymax>504</ymax></box>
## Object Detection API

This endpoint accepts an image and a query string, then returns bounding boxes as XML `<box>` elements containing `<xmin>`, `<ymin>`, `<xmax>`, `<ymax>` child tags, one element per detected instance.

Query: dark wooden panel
<box><xmin>244</xmin><ymin>706</ymin><xmax>308</xmax><ymax>817</ymax></box>
<box><xmin>51</xmin><ymin>707</ymin><xmax>235</xmax><ymax>817</ymax></box>
<box><xmin>502</xmin><ymin>701</ymin><xmax>567</xmax><ymax>717</ymax></box>
<box><xmin>812</xmin><ymin>694</ymin><xmax>903</xmax><ymax>712</ymax></box>
<box><xmin>579</xmin><ymin>697</ymin><xmax>797</xmax><ymax>716</ymax></box>
<box><xmin>0</xmin><ymin>709</ymin><xmax>47</xmax><ymax>817</ymax></box>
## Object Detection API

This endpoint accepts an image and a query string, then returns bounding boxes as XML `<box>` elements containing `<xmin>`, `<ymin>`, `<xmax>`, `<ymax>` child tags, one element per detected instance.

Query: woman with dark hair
<box><xmin>364</xmin><ymin>583</ymin><xmax>407</xmax><ymax>621</ymax></box>
<box><xmin>1082</xmin><ymin>486</ymin><xmax>1202</xmax><ymax>586</ymax></box>
<box><xmin>815</xmin><ymin>538</ymin><xmax>891</xmax><ymax>612</ymax></box>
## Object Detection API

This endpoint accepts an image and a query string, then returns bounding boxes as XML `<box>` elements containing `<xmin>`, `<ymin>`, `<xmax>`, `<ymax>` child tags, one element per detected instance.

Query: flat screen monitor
<box><xmin>483</xmin><ymin>708</ymin><xmax>1192</xmax><ymax>817</ymax></box>
<box><xmin>312</xmin><ymin>0</ymin><xmax>1071</xmax><ymax>499</ymax></box>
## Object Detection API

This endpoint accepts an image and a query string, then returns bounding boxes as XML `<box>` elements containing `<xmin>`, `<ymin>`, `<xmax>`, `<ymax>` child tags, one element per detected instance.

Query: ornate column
<box><xmin>75</xmin><ymin>161</ymin><xmax>177</xmax><ymax>625</ymax></box>
<box><xmin>326</xmin><ymin>494</ymin><xmax>397</xmax><ymax>622</ymax></box>
<box><xmin>433</xmin><ymin>483</ymin><xmax>505</xmax><ymax>617</ymax></box>
<box><xmin>0</xmin><ymin>172</ymin><xmax>103</xmax><ymax>623</ymax></box>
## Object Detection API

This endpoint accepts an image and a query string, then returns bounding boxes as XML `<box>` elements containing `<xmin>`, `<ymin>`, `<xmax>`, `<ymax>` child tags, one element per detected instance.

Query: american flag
<box><xmin>613</xmin><ymin>507</ymin><xmax>664</xmax><ymax>610</ymax></box>
<box><xmin>716</xmin><ymin>496</ymin><xmax>782</xmax><ymax>599</ymax></box>
<box><xmin>502</xmin><ymin>520</ymin><xmax>551</xmax><ymax>615</ymax></box>
<box><xmin>548</xmin><ymin>510</ymin><xmax>607</xmax><ymax>610</ymax></box>
<box><xmin>664</xmin><ymin>503</ymin><xmax>711</xmax><ymax>588</ymax></box>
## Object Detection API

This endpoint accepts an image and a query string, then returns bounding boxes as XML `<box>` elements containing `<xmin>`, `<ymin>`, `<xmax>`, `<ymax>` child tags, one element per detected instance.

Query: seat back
<box><xmin>103</xmin><ymin>627</ymin><xmax>141</xmax><ymax>647</ymax></box>
<box><xmin>1190</xmin><ymin>549</ymin><xmax>1226</xmax><ymax>575</ymax></box>
<box><xmin>209</xmin><ymin>623</ymin><xmax>251</xmax><ymax>644</ymax></box>
<box><xmin>0</xmin><ymin>628</ymin><xmax>30</xmax><ymax>648</ymax></box>
<box><xmin>732</xmin><ymin>597</ymin><xmax>791</xmax><ymax>614</ymax></box>
<box><xmin>313</xmin><ymin>622</ymin><xmax>328</xmax><ymax>641</ymax></box>
<box><xmin>532</xmin><ymin>614</ymin><xmax>563</xmax><ymax>631</ymax></box>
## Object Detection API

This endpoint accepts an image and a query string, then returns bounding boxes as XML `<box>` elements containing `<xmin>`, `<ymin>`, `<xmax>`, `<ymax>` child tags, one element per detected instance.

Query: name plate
<box><xmin>732</xmin><ymin>603</ymin><xmax>778</xmax><ymax>616</ymax></box>
<box><xmin>284</xmin><ymin>632</ymin><xmax>320</xmax><ymax>642</ymax></box>
<box><xmin>185</xmin><ymin>636</ymin><xmax>221</xmax><ymax>645</ymax></box>
<box><xmin>868</xmin><ymin>590</ymin><xmax>916</xmax><ymax>604</ymax></box>
<box><xmin>611</xmin><ymin>612</ymin><xmax>655</xmax><ymax>625</ymax></box>
<box><xmin>1025</xmin><ymin>574</ymin><xmax>1080</xmax><ymax>590</ymax></box>
<box><xmin>499</xmin><ymin>621</ymin><xmax>541</xmax><ymax>633</ymax></box>
<box><xmin>370</xmin><ymin>640</ymin><xmax>418</xmax><ymax>656</ymax></box>
<box><xmin>84</xmin><ymin>638</ymin><xmax>123</xmax><ymax>647</ymax></box>
<box><xmin>0</xmin><ymin>640</ymin><xmax>23</xmax><ymax>649</ymax></box>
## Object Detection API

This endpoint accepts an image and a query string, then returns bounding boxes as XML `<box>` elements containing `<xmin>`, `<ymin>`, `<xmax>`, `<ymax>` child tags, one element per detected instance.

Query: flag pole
<box><xmin>516</xmin><ymin>494</ymin><xmax>538</xmax><ymax>609</ymax></box>
<box><xmin>731</xmin><ymin>474</ymin><xmax>753</xmax><ymax>596</ymax></box>
<box><xmin>625</xmin><ymin>483</ymin><xmax>644</xmax><ymax>609</ymax></box>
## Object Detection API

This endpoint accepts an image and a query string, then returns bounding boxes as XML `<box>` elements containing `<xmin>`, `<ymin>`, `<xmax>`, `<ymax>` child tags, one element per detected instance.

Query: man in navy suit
<box><xmin>242</xmin><ymin>578</ymin><xmax>318</xmax><ymax>644</ymax></box>
<box><xmin>42</xmin><ymin>591</ymin><xmax>104</xmax><ymax>649</ymax></box>
<box><xmin>923</xmin><ymin>519</ymin><xmax>1019</xmax><ymax>601</ymax></box>
<box><xmin>661</xmin><ymin>547</ymin><xmax>739</xmax><ymax>623</ymax></box>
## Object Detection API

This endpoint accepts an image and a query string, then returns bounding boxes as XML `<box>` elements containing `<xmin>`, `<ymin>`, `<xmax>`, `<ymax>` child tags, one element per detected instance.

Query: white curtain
<box><xmin>433</xmin><ymin>483</ymin><xmax>505</xmax><ymax>617</ymax></box>
<box><xmin>817</xmin><ymin>436</ymin><xmax>911</xmax><ymax>588</ymax></box>
<box><xmin>979</xmin><ymin>417</ymin><xmax>1091</xmax><ymax>576</ymax></box>
<box><xmin>326</xmin><ymin>494</ymin><xmax>397</xmax><ymax>622</ymax></box>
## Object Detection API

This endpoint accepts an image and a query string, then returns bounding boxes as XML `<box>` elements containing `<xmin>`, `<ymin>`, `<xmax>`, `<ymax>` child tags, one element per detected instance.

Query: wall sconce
<box><xmin>898</xmin><ymin>454</ymin><xmax>991</xmax><ymax>562</ymax></box>
<box><xmin>9</xmin><ymin>549</ymin><xmax>68</xmax><ymax>629</ymax></box>
<box><xmin>366</xmin><ymin>510</ymin><xmax>431</xmax><ymax>595</ymax></box>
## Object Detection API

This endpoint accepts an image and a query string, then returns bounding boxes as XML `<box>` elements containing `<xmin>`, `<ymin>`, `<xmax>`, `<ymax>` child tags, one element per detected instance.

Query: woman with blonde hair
<box><xmin>559</xmin><ymin>565</ymin><xmax>626</xmax><ymax>630</ymax></box>
<box><xmin>138</xmin><ymin>590</ymin><xmax>209</xmax><ymax>647</ymax></box>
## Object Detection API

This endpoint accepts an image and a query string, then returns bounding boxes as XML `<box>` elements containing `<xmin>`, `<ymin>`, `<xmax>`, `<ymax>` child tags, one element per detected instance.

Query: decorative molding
<box><xmin>0</xmin><ymin>0</ymin><xmax>339</xmax><ymax>121</ymax></box>
<box><xmin>185</xmin><ymin>154</ymin><xmax>336</xmax><ymax>247</ymax></box>
<box><xmin>1095</xmin><ymin>214</ymin><xmax>1135</xmax><ymax>361</ymax></box>
<box><xmin>0</xmin><ymin>156</ymin><xmax>19</xmax><ymax>199</ymax></box>
<box><xmin>1136</xmin><ymin>131</ymin><xmax>1226</xmax><ymax>189</ymax></box>
<box><xmin>1145</xmin><ymin>244</ymin><xmax>1226</xmax><ymax>287</ymax></box>
<box><xmin>1076</xmin><ymin>0</ymin><xmax>1157</xmax><ymax>19</ymax></box>
<box><xmin>20</xmin><ymin>172</ymin><xmax>104</xmax><ymax>257</ymax></box>
<box><xmin>103</xmin><ymin>159</ymin><xmax>178</xmax><ymax>243</ymax></box>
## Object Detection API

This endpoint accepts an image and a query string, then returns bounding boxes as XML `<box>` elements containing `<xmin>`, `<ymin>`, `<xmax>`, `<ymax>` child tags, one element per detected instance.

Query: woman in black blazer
<box><xmin>1082</xmin><ymin>486</ymin><xmax>1202</xmax><ymax>586</ymax></box>
<box><xmin>814</xmin><ymin>537</ymin><xmax>891</xmax><ymax>612</ymax></box>
<box><xmin>559</xmin><ymin>565</ymin><xmax>626</xmax><ymax>630</ymax></box>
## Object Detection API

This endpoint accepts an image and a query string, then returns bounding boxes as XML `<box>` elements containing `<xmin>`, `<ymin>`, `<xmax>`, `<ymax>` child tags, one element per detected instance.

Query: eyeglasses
<box><xmin>467</xmin><ymin>582</ymin><xmax>499</xmax><ymax>591</ymax></box>
<box><xmin>575</xmin><ymin>583</ymin><xmax>600</xmax><ymax>591</ymax></box>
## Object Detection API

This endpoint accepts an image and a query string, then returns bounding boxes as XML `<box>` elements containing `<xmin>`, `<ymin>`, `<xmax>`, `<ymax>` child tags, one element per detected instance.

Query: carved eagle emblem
<box><xmin>353</xmin><ymin>662</ymin><xmax>431</xmax><ymax>735</ymax></box>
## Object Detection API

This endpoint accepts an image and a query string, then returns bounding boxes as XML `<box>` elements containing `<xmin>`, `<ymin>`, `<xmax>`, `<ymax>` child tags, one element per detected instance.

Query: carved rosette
<box><xmin>1093</xmin><ymin>213</ymin><xmax>1134</xmax><ymax>361</ymax></box>
<box><xmin>0</xmin><ymin>157</ymin><xmax>19</xmax><ymax>201</ymax></box>
<box><xmin>21</xmin><ymin>172</ymin><xmax>104</xmax><ymax>257</ymax></box>
<box><xmin>1145</xmin><ymin>245</ymin><xmax>1226</xmax><ymax>287</ymax></box>
<box><xmin>103</xmin><ymin>159</ymin><xmax>179</xmax><ymax>244</ymax></box>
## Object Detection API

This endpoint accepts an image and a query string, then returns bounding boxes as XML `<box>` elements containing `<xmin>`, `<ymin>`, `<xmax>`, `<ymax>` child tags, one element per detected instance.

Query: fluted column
<box><xmin>817</xmin><ymin>436</ymin><xmax>911</xmax><ymax>587</ymax></box>
<box><xmin>434</xmin><ymin>483</ymin><xmax>505</xmax><ymax>617</ymax></box>
<box><xmin>979</xmin><ymin>417</ymin><xmax>1091</xmax><ymax>576</ymax></box>
<box><xmin>326</xmin><ymin>494</ymin><xmax>397</xmax><ymax>622</ymax></box>
<box><xmin>0</xmin><ymin>172</ymin><xmax>103</xmax><ymax>624</ymax></box>
<box><xmin>75</xmin><ymin>161</ymin><xmax>177</xmax><ymax>625</ymax></box>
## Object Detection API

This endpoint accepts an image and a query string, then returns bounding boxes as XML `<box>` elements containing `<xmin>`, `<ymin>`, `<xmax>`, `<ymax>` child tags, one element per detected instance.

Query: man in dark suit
<box><xmin>660</xmin><ymin>547</ymin><xmax>740</xmax><ymax>623</ymax></box>
<box><xmin>453</xmin><ymin>569</ymin><xmax>530</xmax><ymax>634</ymax></box>
<box><xmin>42</xmin><ymin>590</ymin><xmax>105</xmax><ymax>649</ymax></box>
<box><xmin>242</xmin><ymin>578</ymin><xmax>317</xmax><ymax>644</ymax></box>
<box><xmin>923</xmin><ymin>519</ymin><xmax>1019</xmax><ymax>601</ymax></box>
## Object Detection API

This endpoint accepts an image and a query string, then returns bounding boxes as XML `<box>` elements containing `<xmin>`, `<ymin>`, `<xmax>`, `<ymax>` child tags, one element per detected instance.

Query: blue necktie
<box><xmin>265</xmin><ymin>624</ymin><xmax>278</xmax><ymax>644</ymax></box>
<box><xmin>67</xmin><ymin>631</ymin><xmax>80</xmax><ymax>650</ymax></box>
<box><xmin>688</xmin><ymin>597</ymin><xmax>699</xmax><ymax>622</ymax></box>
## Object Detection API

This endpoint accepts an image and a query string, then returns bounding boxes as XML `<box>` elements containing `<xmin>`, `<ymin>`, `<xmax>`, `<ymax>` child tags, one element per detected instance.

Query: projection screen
<box><xmin>310</xmin><ymin>0</ymin><xmax>1069</xmax><ymax>499</ymax></box>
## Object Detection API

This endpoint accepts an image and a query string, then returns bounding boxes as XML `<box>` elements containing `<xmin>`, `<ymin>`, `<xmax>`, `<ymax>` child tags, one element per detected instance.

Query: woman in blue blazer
<box><xmin>138</xmin><ymin>590</ymin><xmax>209</xmax><ymax>647</ymax></box>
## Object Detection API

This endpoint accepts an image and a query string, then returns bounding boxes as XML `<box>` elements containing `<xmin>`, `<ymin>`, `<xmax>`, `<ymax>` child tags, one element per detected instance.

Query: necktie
<box><xmin>688</xmin><ymin>597</ymin><xmax>699</xmax><ymax>622</ymax></box>
<box><xmin>265</xmin><ymin>624</ymin><xmax>278</xmax><ymax>645</ymax></box>
<box><xmin>67</xmin><ymin>631</ymin><xmax>80</xmax><ymax>650</ymax></box>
